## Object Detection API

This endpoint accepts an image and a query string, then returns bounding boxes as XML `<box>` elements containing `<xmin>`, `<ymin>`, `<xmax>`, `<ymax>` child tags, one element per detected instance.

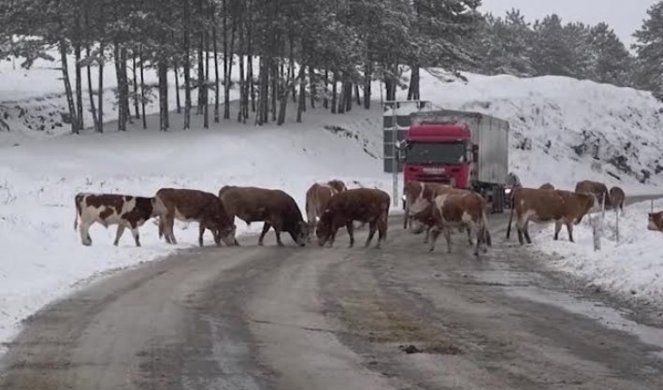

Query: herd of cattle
<box><xmin>73</xmin><ymin>177</ymin><xmax>661</xmax><ymax>256</ymax></box>
<box><xmin>74</xmin><ymin>182</ymin><xmax>390</xmax><ymax>250</ymax></box>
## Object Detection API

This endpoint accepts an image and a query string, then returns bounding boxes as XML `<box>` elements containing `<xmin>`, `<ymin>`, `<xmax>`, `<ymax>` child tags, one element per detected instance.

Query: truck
<box><xmin>396</xmin><ymin>109</ymin><xmax>510</xmax><ymax>213</ymax></box>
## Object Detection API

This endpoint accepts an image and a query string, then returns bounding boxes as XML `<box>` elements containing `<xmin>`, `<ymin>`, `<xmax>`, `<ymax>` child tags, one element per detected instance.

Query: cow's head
<box><xmin>328</xmin><ymin>180</ymin><xmax>347</xmax><ymax>194</ymax></box>
<box><xmin>289</xmin><ymin>220</ymin><xmax>309</xmax><ymax>247</ymax></box>
<box><xmin>316</xmin><ymin>209</ymin><xmax>334</xmax><ymax>246</ymax></box>
<box><xmin>575</xmin><ymin>193</ymin><xmax>596</xmax><ymax>224</ymax></box>
<box><xmin>648</xmin><ymin>212</ymin><xmax>663</xmax><ymax>232</ymax></box>
<box><xmin>214</xmin><ymin>223</ymin><xmax>237</xmax><ymax>246</ymax></box>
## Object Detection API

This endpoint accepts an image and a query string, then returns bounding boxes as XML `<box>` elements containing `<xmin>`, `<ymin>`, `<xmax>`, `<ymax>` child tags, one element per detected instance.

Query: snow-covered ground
<box><xmin>2</xmin><ymin>55</ymin><xmax>663</xmax><ymax>350</ymax></box>
<box><xmin>0</xmin><ymin>104</ymin><xmax>391</xmax><ymax>346</ymax></box>
<box><xmin>535</xmin><ymin>200</ymin><xmax>663</xmax><ymax>304</ymax></box>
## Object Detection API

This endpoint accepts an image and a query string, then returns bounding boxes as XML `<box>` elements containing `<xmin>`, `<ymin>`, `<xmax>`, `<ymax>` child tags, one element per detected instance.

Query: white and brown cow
<box><xmin>403</xmin><ymin>181</ymin><xmax>472</xmax><ymax>244</ymax></box>
<box><xmin>74</xmin><ymin>193</ymin><xmax>165</xmax><ymax>247</ymax></box>
<box><xmin>507</xmin><ymin>188</ymin><xmax>595</xmax><ymax>245</ymax></box>
<box><xmin>428</xmin><ymin>189</ymin><xmax>491</xmax><ymax>256</ymax></box>
<box><xmin>575</xmin><ymin>180</ymin><xmax>609</xmax><ymax>209</ymax></box>
<box><xmin>305</xmin><ymin>180</ymin><xmax>347</xmax><ymax>242</ymax></box>
<box><xmin>648</xmin><ymin>212</ymin><xmax>663</xmax><ymax>232</ymax></box>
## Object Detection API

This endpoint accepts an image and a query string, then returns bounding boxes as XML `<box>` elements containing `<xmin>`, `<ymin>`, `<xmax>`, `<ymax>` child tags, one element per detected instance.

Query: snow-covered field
<box><xmin>2</xmin><ymin>55</ymin><xmax>663</xmax><ymax>350</ymax></box>
<box><xmin>535</xmin><ymin>200</ymin><xmax>663</xmax><ymax>304</ymax></box>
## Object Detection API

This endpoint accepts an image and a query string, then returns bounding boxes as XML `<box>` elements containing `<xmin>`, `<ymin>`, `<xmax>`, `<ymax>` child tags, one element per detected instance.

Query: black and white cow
<box><xmin>74</xmin><ymin>193</ymin><xmax>165</xmax><ymax>247</ymax></box>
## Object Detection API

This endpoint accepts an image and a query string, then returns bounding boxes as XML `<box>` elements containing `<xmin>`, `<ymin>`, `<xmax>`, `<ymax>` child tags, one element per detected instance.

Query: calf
<box><xmin>508</xmin><ymin>188</ymin><xmax>595</xmax><ymax>245</ymax></box>
<box><xmin>74</xmin><ymin>193</ymin><xmax>165</xmax><ymax>247</ymax></box>
<box><xmin>575</xmin><ymin>180</ymin><xmax>609</xmax><ymax>209</ymax></box>
<box><xmin>648</xmin><ymin>212</ymin><xmax>663</xmax><ymax>232</ymax></box>
<box><xmin>305</xmin><ymin>180</ymin><xmax>347</xmax><ymax>242</ymax></box>
<box><xmin>219</xmin><ymin>186</ymin><xmax>308</xmax><ymax>247</ymax></box>
<box><xmin>316</xmin><ymin>188</ymin><xmax>390</xmax><ymax>249</ymax></box>
<box><xmin>608</xmin><ymin>186</ymin><xmax>625</xmax><ymax>213</ymax></box>
<box><xmin>428</xmin><ymin>190</ymin><xmax>491</xmax><ymax>256</ymax></box>
<box><xmin>156</xmin><ymin>188</ymin><xmax>236</xmax><ymax>247</ymax></box>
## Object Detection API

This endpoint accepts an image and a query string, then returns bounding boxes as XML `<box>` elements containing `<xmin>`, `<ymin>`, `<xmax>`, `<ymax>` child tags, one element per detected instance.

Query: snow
<box><xmin>535</xmin><ymin>200</ymin><xmax>663</xmax><ymax>303</ymax></box>
<box><xmin>0</xmin><ymin>105</ymin><xmax>392</xmax><ymax>346</ymax></box>
<box><xmin>2</xmin><ymin>57</ymin><xmax>663</xmax><ymax>351</ymax></box>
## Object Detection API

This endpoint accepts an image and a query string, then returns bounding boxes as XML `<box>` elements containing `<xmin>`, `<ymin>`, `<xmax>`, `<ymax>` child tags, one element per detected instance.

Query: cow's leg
<box><xmin>258</xmin><ymin>223</ymin><xmax>272</xmax><ymax>246</ymax></box>
<box><xmin>346</xmin><ymin>220</ymin><xmax>355</xmax><ymax>248</ymax></box>
<box><xmin>424</xmin><ymin>225</ymin><xmax>431</xmax><ymax>244</ymax></box>
<box><xmin>516</xmin><ymin>218</ymin><xmax>525</xmax><ymax>246</ymax></box>
<box><xmin>113</xmin><ymin>224</ymin><xmax>126</xmax><ymax>246</ymax></box>
<box><xmin>274</xmin><ymin>227</ymin><xmax>284</xmax><ymax>247</ymax></box>
<box><xmin>428</xmin><ymin>226</ymin><xmax>441</xmax><ymax>252</ymax></box>
<box><xmin>566</xmin><ymin>222</ymin><xmax>574</xmax><ymax>243</ymax></box>
<box><xmin>365</xmin><ymin>221</ymin><xmax>377</xmax><ymax>248</ymax></box>
<box><xmin>554</xmin><ymin>221</ymin><xmax>562</xmax><ymax>241</ymax></box>
<box><xmin>132</xmin><ymin>227</ymin><xmax>141</xmax><ymax>247</ymax></box>
<box><xmin>166</xmin><ymin>214</ymin><xmax>177</xmax><ymax>245</ymax></box>
<box><xmin>307</xmin><ymin>215</ymin><xmax>316</xmax><ymax>243</ymax></box>
<box><xmin>79</xmin><ymin>220</ymin><xmax>93</xmax><ymax>246</ymax></box>
<box><xmin>376</xmin><ymin>217</ymin><xmax>387</xmax><ymax>249</ymax></box>
<box><xmin>327</xmin><ymin>226</ymin><xmax>338</xmax><ymax>248</ymax></box>
<box><xmin>444</xmin><ymin>226</ymin><xmax>453</xmax><ymax>254</ymax></box>
<box><xmin>198</xmin><ymin>223</ymin><xmax>206</xmax><ymax>247</ymax></box>
<box><xmin>467</xmin><ymin>226</ymin><xmax>473</xmax><ymax>246</ymax></box>
<box><xmin>523</xmin><ymin>220</ymin><xmax>533</xmax><ymax>244</ymax></box>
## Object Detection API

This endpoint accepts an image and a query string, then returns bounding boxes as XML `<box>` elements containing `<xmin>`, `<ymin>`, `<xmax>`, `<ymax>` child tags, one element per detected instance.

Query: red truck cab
<box><xmin>400</xmin><ymin>123</ymin><xmax>473</xmax><ymax>189</ymax></box>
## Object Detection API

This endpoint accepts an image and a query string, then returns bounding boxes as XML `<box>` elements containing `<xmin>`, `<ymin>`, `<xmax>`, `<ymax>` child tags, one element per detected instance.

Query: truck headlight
<box><xmin>505</xmin><ymin>188</ymin><xmax>512</xmax><ymax>195</ymax></box>
<box><xmin>402</xmin><ymin>195</ymin><xmax>407</xmax><ymax>201</ymax></box>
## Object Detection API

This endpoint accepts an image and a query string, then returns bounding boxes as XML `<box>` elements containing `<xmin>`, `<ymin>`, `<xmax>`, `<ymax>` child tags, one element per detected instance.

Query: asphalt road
<box><xmin>2</xmin><ymin>204</ymin><xmax>663</xmax><ymax>389</ymax></box>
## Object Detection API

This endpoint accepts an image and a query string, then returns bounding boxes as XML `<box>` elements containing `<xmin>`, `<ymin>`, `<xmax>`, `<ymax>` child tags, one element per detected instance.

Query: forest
<box><xmin>1</xmin><ymin>0</ymin><xmax>663</xmax><ymax>132</ymax></box>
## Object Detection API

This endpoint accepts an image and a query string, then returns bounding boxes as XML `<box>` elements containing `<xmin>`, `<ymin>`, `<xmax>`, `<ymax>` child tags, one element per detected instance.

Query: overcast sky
<box><xmin>480</xmin><ymin>0</ymin><xmax>658</xmax><ymax>46</ymax></box>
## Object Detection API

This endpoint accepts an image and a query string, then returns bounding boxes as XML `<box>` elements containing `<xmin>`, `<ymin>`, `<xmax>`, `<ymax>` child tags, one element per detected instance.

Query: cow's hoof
<box><xmin>82</xmin><ymin>241</ymin><xmax>92</xmax><ymax>247</ymax></box>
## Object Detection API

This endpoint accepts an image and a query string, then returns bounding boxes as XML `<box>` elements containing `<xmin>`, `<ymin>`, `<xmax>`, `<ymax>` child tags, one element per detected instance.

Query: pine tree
<box><xmin>589</xmin><ymin>23</ymin><xmax>633</xmax><ymax>86</ymax></box>
<box><xmin>531</xmin><ymin>14</ymin><xmax>575</xmax><ymax>76</ymax></box>
<box><xmin>633</xmin><ymin>1</ymin><xmax>663</xmax><ymax>98</ymax></box>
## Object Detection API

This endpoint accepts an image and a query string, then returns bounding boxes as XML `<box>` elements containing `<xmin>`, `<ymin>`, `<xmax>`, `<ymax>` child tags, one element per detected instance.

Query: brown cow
<box><xmin>403</xmin><ymin>181</ymin><xmax>472</xmax><ymax>244</ymax></box>
<box><xmin>305</xmin><ymin>180</ymin><xmax>347</xmax><ymax>242</ymax></box>
<box><xmin>428</xmin><ymin>189</ymin><xmax>491</xmax><ymax>256</ymax></box>
<box><xmin>648</xmin><ymin>212</ymin><xmax>663</xmax><ymax>232</ymax></box>
<box><xmin>508</xmin><ymin>188</ymin><xmax>595</xmax><ymax>245</ymax></box>
<box><xmin>156</xmin><ymin>188</ymin><xmax>236</xmax><ymax>247</ymax></box>
<box><xmin>74</xmin><ymin>193</ymin><xmax>166</xmax><ymax>247</ymax></box>
<box><xmin>316</xmin><ymin>188</ymin><xmax>390</xmax><ymax>249</ymax></box>
<box><xmin>539</xmin><ymin>183</ymin><xmax>555</xmax><ymax>190</ymax></box>
<box><xmin>575</xmin><ymin>180</ymin><xmax>609</xmax><ymax>208</ymax></box>
<box><xmin>608</xmin><ymin>186</ymin><xmax>625</xmax><ymax>213</ymax></box>
<box><xmin>219</xmin><ymin>186</ymin><xmax>308</xmax><ymax>247</ymax></box>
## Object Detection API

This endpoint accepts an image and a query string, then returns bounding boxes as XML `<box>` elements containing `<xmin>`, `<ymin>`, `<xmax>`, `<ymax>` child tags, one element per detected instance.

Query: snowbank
<box><xmin>535</xmin><ymin>200</ymin><xmax>663</xmax><ymax>303</ymax></box>
<box><xmin>0</xmin><ymin>108</ymin><xmax>392</xmax><ymax>345</ymax></box>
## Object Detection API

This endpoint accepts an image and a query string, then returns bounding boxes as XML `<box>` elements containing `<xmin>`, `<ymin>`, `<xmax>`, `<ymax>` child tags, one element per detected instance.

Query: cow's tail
<box><xmin>73</xmin><ymin>195</ymin><xmax>81</xmax><ymax>231</ymax></box>
<box><xmin>506</xmin><ymin>193</ymin><xmax>515</xmax><ymax>240</ymax></box>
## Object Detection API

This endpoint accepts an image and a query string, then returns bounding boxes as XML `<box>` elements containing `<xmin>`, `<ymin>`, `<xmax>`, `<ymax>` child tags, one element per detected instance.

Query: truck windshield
<box><xmin>405</xmin><ymin>142</ymin><xmax>466</xmax><ymax>165</ymax></box>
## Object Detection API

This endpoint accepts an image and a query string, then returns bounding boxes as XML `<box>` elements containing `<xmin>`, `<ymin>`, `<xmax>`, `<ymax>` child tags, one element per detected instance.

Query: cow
<box><xmin>507</xmin><ymin>188</ymin><xmax>595</xmax><ymax>245</ymax></box>
<box><xmin>402</xmin><ymin>181</ymin><xmax>472</xmax><ymax>244</ymax></box>
<box><xmin>74</xmin><ymin>192</ymin><xmax>166</xmax><ymax>247</ymax></box>
<box><xmin>608</xmin><ymin>186</ymin><xmax>625</xmax><ymax>213</ymax></box>
<box><xmin>219</xmin><ymin>186</ymin><xmax>308</xmax><ymax>247</ymax></box>
<box><xmin>316</xmin><ymin>188</ymin><xmax>390</xmax><ymax>249</ymax></box>
<box><xmin>428</xmin><ymin>189</ymin><xmax>491</xmax><ymax>256</ymax></box>
<box><xmin>155</xmin><ymin>188</ymin><xmax>237</xmax><ymax>247</ymax></box>
<box><xmin>539</xmin><ymin>183</ymin><xmax>555</xmax><ymax>190</ymax></box>
<box><xmin>648</xmin><ymin>212</ymin><xmax>663</xmax><ymax>232</ymax></box>
<box><xmin>575</xmin><ymin>180</ymin><xmax>609</xmax><ymax>209</ymax></box>
<box><xmin>305</xmin><ymin>180</ymin><xmax>347</xmax><ymax>242</ymax></box>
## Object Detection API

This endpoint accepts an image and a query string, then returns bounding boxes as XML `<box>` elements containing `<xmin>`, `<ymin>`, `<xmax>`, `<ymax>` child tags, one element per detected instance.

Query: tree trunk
<box><xmin>84</xmin><ymin>5</ymin><xmax>98</xmax><ymax>130</ymax></box>
<box><xmin>140</xmin><ymin>47</ymin><xmax>146</xmax><ymax>129</ymax></box>
<box><xmin>132</xmin><ymin>50</ymin><xmax>140</xmax><ymax>119</ymax></box>
<box><xmin>183</xmin><ymin>0</ymin><xmax>192</xmax><ymax>129</ymax></box>
<box><xmin>337</xmin><ymin>78</ymin><xmax>346</xmax><ymax>114</ymax></box>
<box><xmin>309</xmin><ymin>66</ymin><xmax>316</xmax><ymax>109</ymax></box>
<box><xmin>408</xmin><ymin>65</ymin><xmax>420</xmax><ymax>100</ymax></box>
<box><xmin>224</xmin><ymin>20</ymin><xmax>236</xmax><ymax>120</ymax></box>
<box><xmin>114</xmin><ymin>43</ymin><xmax>127</xmax><ymax>131</ymax></box>
<box><xmin>331</xmin><ymin>72</ymin><xmax>337</xmax><ymax>114</ymax></box>
<box><xmin>345</xmin><ymin>81</ymin><xmax>353</xmax><ymax>112</ymax></box>
<box><xmin>74</xmin><ymin>39</ymin><xmax>84</xmax><ymax>130</ymax></box>
<box><xmin>323</xmin><ymin>70</ymin><xmax>328</xmax><ymax>109</ymax></box>
<box><xmin>354</xmin><ymin>84</ymin><xmax>361</xmax><ymax>106</ymax></box>
<box><xmin>257</xmin><ymin>56</ymin><xmax>269</xmax><ymax>125</ymax></box>
<box><xmin>222</xmin><ymin>0</ymin><xmax>228</xmax><ymax>119</ymax></box>
<box><xmin>159</xmin><ymin>61</ymin><xmax>169</xmax><ymax>131</ymax></box>
<box><xmin>271</xmin><ymin>59</ymin><xmax>277</xmax><ymax>122</ymax></box>
<box><xmin>60</xmin><ymin>39</ymin><xmax>80</xmax><ymax>134</ymax></box>
<box><xmin>237</xmin><ymin>29</ymin><xmax>245</xmax><ymax>123</ymax></box>
<box><xmin>363</xmin><ymin>61</ymin><xmax>371</xmax><ymax>109</ymax></box>
<box><xmin>98</xmin><ymin>41</ymin><xmax>104</xmax><ymax>133</ymax></box>
<box><xmin>204</xmin><ymin>28</ymin><xmax>210</xmax><ymax>129</ymax></box>
<box><xmin>248</xmin><ymin>38</ymin><xmax>255</xmax><ymax>113</ymax></box>
<box><xmin>213</xmin><ymin>22</ymin><xmax>220</xmax><ymax>123</ymax></box>
<box><xmin>196</xmin><ymin>0</ymin><xmax>205</xmax><ymax>114</ymax></box>
<box><xmin>296</xmin><ymin>66</ymin><xmax>306</xmax><ymax>123</ymax></box>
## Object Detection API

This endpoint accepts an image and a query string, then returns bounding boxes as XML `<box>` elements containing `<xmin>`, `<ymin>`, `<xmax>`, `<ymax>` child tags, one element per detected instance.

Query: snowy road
<box><xmin>2</xmin><ymin>210</ymin><xmax>663</xmax><ymax>390</ymax></box>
